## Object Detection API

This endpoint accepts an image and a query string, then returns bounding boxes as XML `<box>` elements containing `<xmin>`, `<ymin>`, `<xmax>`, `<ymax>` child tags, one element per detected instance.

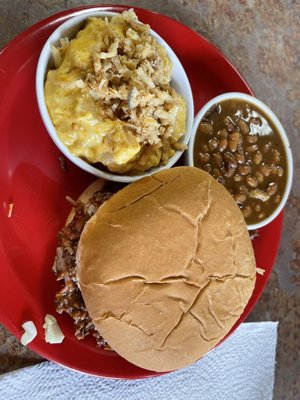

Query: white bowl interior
<box><xmin>187</xmin><ymin>92</ymin><xmax>293</xmax><ymax>230</ymax></box>
<box><xmin>36</xmin><ymin>10</ymin><xmax>194</xmax><ymax>183</ymax></box>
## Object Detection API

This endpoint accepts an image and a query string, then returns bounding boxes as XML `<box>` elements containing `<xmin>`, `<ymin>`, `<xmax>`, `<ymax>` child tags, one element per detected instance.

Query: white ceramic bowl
<box><xmin>36</xmin><ymin>9</ymin><xmax>194</xmax><ymax>183</ymax></box>
<box><xmin>187</xmin><ymin>92</ymin><xmax>293</xmax><ymax>230</ymax></box>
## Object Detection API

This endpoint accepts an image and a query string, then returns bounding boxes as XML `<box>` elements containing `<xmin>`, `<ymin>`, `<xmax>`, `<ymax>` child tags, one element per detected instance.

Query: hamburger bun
<box><xmin>76</xmin><ymin>166</ymin><xmax>256</xmax><ymax>372</ymax></box>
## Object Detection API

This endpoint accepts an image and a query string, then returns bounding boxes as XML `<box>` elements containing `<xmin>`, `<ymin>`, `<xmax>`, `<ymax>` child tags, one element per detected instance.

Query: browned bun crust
<box><xmin>76</xmin><ymin>166</ymin><xmax>256</xmax><ymax>372</ymax></box>
<box><xmin>65</xmin><ymin>179</ymin><xmax>106</xmax><ymax>225</ymax></box>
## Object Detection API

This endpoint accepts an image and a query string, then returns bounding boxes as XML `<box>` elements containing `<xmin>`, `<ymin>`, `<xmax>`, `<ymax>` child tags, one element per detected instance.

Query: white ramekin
<box><xmin>36</xmin><ymin>9</ymin><xmax>194</xmax><ymax>183</ymax></box>
<box><xmin>187</xmin><ymin>92</ymin><xmax>293</xmax><ymax>230</ymax></box>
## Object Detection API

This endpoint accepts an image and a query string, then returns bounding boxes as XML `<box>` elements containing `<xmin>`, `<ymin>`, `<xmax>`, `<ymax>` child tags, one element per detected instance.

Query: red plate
<box><xmin>0</xmin><ymin>5</ymin><xmax>283</xmax><ymax>378</ymax></box>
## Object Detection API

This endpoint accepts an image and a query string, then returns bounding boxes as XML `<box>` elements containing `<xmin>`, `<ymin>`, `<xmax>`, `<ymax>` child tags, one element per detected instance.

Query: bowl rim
<box><xmin>36</xmin><ymin>9</ymin><xmax>194</xmax><ymax>183</ymax></box>
<box><xmin>187</xmin><ymin>92</ymin><xmax>293</xmax><ymax>230</ymax></box>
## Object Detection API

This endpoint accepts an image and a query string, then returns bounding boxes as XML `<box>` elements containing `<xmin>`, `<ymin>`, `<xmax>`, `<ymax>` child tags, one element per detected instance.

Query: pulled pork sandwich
<box><xmin>53</xmin><ymin>166</ymin><xmax>256</xmax><ymax>372</ymax></box>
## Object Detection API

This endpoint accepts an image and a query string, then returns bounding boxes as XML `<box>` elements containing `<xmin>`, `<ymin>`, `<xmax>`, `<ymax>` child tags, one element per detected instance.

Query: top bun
<box><xmin>76</xmin><ymin>166</ymin><xmax>256</xmax><ymax>372</ymax></box>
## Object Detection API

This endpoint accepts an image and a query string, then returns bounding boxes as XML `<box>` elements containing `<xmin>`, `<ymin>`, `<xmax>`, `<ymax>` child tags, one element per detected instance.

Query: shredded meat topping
<box><xmin>82</xmin><ymin>9</ymin><xmax>185</xmax><ymax>147</ymax></box>
<box><xmin>53</xmin><ymin>188</ymin><xmax>118</xmax><ymax>347</ymax></box>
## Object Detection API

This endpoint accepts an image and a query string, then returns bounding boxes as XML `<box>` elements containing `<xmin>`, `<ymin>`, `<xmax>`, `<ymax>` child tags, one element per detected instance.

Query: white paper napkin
<box><xmin>0</xmin><ymin>322</ymin><xmax>278</xmax><ymax>400</ymax></box>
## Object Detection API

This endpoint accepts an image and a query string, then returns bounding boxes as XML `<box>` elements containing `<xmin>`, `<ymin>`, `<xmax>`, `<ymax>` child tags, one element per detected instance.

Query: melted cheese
<box><xmin>44</xmin><ymin>15</ymin><xmax>186</xmax><ymax>173</ymax></box>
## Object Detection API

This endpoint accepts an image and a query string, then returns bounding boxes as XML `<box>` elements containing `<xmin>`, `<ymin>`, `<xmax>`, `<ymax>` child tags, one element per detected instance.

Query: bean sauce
<box><xmin>193</xmin><ymin>100</ymin><xmax>288</xmax><ymax>225</ymax></box>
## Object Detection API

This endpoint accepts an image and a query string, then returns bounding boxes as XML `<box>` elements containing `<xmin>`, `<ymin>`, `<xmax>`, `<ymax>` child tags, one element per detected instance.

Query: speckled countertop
<box><xmin>0</xmin><ymin>1</ymin><xmax>299</xmax><ymax>399</ymax></box>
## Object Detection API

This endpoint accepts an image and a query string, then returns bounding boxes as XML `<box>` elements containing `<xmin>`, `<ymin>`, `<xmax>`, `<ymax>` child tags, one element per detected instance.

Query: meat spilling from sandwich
<box><xmin>53</xmin><ymin>188</ymin><xmax>117</xmax><ymax>347</ymax></box>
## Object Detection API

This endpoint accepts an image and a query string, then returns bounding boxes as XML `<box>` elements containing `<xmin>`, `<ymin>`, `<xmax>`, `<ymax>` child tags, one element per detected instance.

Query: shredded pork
<box><xmin>83</xmin><ymin>10</ymin><xmax>184</xmax><ymax>147</ymax></box>
<box><xmin>53</xmin><ymin>189</ymin><xmax>118</xmax><ymax>347</ymax></box>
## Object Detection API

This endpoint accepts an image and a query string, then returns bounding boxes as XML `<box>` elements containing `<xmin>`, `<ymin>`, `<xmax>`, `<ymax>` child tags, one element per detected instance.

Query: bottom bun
<box><xmin>65</xmin><ymin>179</ymin><xmax>106</xmax><ymax>225</ymax></box>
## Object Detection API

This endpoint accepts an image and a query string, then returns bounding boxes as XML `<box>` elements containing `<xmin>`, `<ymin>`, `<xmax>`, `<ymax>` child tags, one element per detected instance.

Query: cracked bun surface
<box><xmin>76</xmin><ymin>166</ymin><xmax>256</xmax><ymax>372</ymax></box>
